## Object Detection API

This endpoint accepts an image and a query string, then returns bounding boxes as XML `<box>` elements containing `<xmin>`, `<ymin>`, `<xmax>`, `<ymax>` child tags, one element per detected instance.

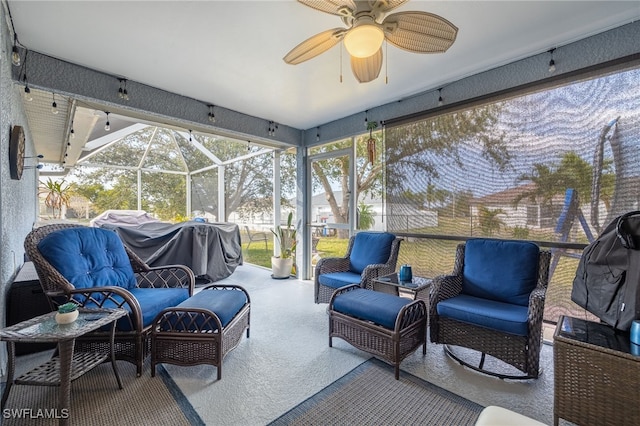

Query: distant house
<box><xmin>470</xmin><ymin>183</ymin><xmax>566</xmax><ymax>230</ymax></box>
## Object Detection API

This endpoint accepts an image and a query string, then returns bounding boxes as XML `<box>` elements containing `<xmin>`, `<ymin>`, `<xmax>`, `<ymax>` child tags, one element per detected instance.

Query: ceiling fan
<box><xmin>283</xmin><ymin>0</ymin><xmax>458</xmax><ymax>83</ymax></box>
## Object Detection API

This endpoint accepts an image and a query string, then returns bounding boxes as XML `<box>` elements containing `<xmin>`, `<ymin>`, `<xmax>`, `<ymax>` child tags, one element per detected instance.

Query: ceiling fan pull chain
<box><xmin>385</xmin><ymin>39</ymin><xmax>388</xmax><ymax>84</ymax></box>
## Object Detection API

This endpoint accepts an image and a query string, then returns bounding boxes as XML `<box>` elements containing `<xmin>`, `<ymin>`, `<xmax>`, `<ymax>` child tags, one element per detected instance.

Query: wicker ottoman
<box><xmin>328</xmin><ymin>285</ymin><xmax>427</xmax><ymax>379</ymax></box>
<box><xmin>151</xmin><ymin>284</ymin><xmax>250</xmax><ymax>380</ymax></box>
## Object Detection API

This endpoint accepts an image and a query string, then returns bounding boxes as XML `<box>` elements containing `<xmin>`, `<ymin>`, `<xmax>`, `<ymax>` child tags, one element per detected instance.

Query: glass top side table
<box><xmin>0</xmin><ymin>308</ymin><xmax>127</xmax><ymax>426</ymax></box>
<box><xmin>372</xmin><ymin>272</ymin><xmax>432</xmax><ymax>302</ymax></box>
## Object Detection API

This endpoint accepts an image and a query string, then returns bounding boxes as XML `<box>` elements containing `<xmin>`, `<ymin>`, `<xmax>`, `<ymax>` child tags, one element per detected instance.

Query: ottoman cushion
<box><xmin>332</xmin><ymin>288</ymin><xmax>411</xmax><ymax>330</ymax></box>
<box><xmin>174</xmin><ymin>289</ymin><xmax>248</xmax><ymax>331</ymax></box>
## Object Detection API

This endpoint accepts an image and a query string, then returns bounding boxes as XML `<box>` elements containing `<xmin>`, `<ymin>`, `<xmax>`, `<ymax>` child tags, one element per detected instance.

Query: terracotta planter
<box><xmin>271</xmin><ymin>257</ymin><xmax>293</xmax><ymax>279</ymax></box>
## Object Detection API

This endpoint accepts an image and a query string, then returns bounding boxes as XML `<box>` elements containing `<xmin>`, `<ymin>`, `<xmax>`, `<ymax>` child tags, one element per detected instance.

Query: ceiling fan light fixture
<box><xmin>344</xmin><ymin>19</ymin><xmax>384</xmax><ymax>58</ymax></box>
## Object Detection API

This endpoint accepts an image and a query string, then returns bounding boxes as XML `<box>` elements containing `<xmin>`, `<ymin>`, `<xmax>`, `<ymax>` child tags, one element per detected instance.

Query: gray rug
<box><xmin>1</xmin><ymin>361</ymin><xmax>204</xmax><ymax>426</ymax></box>
<box><xmin>269</xmin><ymin>358</ymin><xmax>484</xmax><ymax>425</ymax></box>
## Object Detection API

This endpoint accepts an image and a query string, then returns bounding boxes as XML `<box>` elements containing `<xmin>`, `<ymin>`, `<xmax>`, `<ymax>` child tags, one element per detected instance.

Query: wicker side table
<box><xmin>0</xmin><ymin>308</ymin><xmax>126</xmax><ymax>426</ymax></box>
<box><xmin>553</xmin><ymin>315</ymin><xmax>640</xmax><ymax>426</ymax></box>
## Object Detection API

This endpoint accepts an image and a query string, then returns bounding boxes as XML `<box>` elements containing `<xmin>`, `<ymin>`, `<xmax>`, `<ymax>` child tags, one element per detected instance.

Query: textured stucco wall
<box><xmin>0</xmin><ymin>3</ymin><xmax>39</xmax><ymax>376</ymax></box>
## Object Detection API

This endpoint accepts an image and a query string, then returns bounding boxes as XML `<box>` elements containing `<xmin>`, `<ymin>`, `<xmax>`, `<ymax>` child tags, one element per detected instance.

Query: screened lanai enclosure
<box><xmin>66</xmin><ymin>107</ymin><xmax>297</xmax><ymax>225</ymax></box>
<box><xmin>36</xmin><ymin>64</ymin><xmax>640</xmax><ymax>330</ymax></box>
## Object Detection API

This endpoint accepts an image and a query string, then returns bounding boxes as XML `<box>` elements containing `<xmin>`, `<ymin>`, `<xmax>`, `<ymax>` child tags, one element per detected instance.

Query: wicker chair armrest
<box><xmin>429</xmin><ymin>274</ymin><xmax>463</xmax><ymax>320</ymax></box>
<box><xmin>430</xmin><ymin>274</ymin><xmax>463</xmax><ymax>302</ymax></box>
<box><xmin>66</xmin><ymin>286</ymin><xmax>143</xmax><ymax>332</ymax></box>
<box><xmin>328</xmin><ymin>284</ymin><xmax>361</xmax><ymax>309</ymax></box>
<box><xmin>396</xmin><ymin>299</ymin><xmax>428</xmax><ymax>330</ymax></box>
<box><xmin>316</xmin><ymin>257</ymin><xmax>351</xmax><ymax>275</ymax></box>
<box><xmin>528</xmin><ymin>285</ymin><xmax>547</xmax><ymax>321</ymax></box>
<box><xmin>201</xmin><ymin>284</ymin><xmax>251</xmax><ymax>305</ymax></box>
<box><xmin>152</xmin><ymin>307</ymin><xmax>224</xmax><ymax>334</ymax></box>
<box><xmin>361</xmin><ymin>263</ymin><xmax>396</xmax><ymax>289</ymax></box>
<box><xmin>134</xmin><ymin>264</ymin><xmax>195</xmax><ymax>296</ymax></box>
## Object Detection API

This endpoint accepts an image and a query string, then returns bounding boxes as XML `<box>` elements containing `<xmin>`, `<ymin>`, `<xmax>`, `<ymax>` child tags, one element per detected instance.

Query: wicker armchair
<box><xmin>430</xmin><ymin>238</ymin><xmax>551</xmax><ymax>379</ymax></box>
<box><xmin>314</xmin><ymin>232</ymin><xmax>401</xmax><ymax>303</ymax></box>
<box><xmin>24</xmin><ymin>223</ymin><xmax>195</xmax><ymax>376</ymax></box>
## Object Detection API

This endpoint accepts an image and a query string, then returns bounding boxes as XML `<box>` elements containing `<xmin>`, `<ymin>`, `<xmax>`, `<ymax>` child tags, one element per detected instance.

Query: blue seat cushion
<box><xmin>173</xmin><ymin>288</ymin><xmax>248</xmax><ymax>330</ymax></box>
<box><xmin>349</xmin><ymin>232</ymin><xmax>396</xmax><ymax>274</ymax></box>
<box><xmin>332</xmin><ymin>288</ymin><xmax>411</xmax><ymax>330</ymax></box>
<box><xmin>462</xmin><ymin>239</ymin><xmax>540</xmax><ymax>306</ymax></box>
<box><xmin>437</xmin><ymin>294</ymin><xmax>529</xmax><ymax>336</ymax></box>
<box><xmin>38</xmin><ymin>227</ymin><xmax>136</xmax><ymax>300</ymax></box>
<box><xmin>318</xmin><ymin>271</ymin><xmax>363</xmax><ymax>289</ymax></box>
<box><xmin>85</xmin><ymin>287</ymin><xmax>190</xmax><ymax>330</ymax></box>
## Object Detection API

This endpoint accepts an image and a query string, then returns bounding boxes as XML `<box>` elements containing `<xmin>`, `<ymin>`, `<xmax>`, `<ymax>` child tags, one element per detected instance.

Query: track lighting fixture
<box><xmin>104</xmin><ymin>112</ymin><xmax>111</xmax><ymax>131</ymax></box>
<box><xmin>208</xmin><ymin>105</ymin><xmax>216</xmax><ymax>123</ymax></box>
<box><xmin>438</xmin><ymin>88</ymin><xmax>444</xmax><ymax>106</ymax></box>
<box><xmin>11</xmin><ymin>34</ymin><xmax>20</xmax><ymax>67</ymax></box>
<box><xmin>118</xmin><ymin>79</ymin><xmax>129</xmax><ymax>100</ymax></box>
<box><xmin>548</xmin><ymin>48</ymin><xmax>556</xmax><ymax>73</ymax></box>
<box><xmin>51</xmin><ymin>93</ymin><xmax>58</xmax><ymax>115</ymax></box>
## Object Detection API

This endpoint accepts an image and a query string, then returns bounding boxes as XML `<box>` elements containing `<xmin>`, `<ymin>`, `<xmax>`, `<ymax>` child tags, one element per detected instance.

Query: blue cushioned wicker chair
<box><xmin>24</xmin><ymin>224</ymin><xmax>195</xmax><ymax>377</ymax></box>
<box><xmin>430</xmin><ymin>238</ymin><xmax>551</xmax><ymax>379</ymax></box>
<box><xmin>314</xmin><ymin>232</ymin><xmax>401</xmax><ymax>304</ymax></box>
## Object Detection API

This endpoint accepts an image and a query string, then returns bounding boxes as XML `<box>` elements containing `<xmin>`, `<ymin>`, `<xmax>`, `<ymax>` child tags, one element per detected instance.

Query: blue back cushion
<box><xmin>38</xmin><ymin>227</ymin><xmax>137</xmax><ymax>293</ymax></box>
<box><xmin>462</xmin><ymin>239</ymin><xmax>540</xmax><ymax>306</ymax></box>
<box><xmin>349</xmin><ymin>232</ymin><xmax>396</xmax><ymax>274</ymax></box>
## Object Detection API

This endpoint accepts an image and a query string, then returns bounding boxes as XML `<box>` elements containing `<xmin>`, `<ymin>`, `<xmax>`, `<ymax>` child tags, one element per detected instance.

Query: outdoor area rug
<box><xmin>1</xmin><ymin>362</ymin><xmax>204</xmax><ymax>426</ymax></box>
<box><xmin>269</xmin><ymin>358</ymin><xmax>484</xmax><ymax>425</ymax></box>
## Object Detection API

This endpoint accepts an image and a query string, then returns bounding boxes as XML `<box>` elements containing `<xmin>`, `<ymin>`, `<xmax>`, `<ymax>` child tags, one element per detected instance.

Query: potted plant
<box><xmin>270</xmin><ymin>212</ymin><xmax>297</xmax><ymax>279</ymax></box>
<box><xmin>55</xmin><ymin>302</ymin><xmax>79</xmax><ymax>324</ymax></box>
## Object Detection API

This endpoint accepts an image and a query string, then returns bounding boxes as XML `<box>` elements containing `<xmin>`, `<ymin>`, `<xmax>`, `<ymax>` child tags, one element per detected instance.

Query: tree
<box><xmin>514</xmin><ymin>151</ymin><xmax>615</xmax><ymax>212</ymax></box>
<box><xmin>478</xmin><ymin>205</ymin><xmax>506</xmax><ymax>236</ymax></box>
<box><xmin>312</xmin><ymin>105</ymin><xmax>510</xmax><ymax>228</ymax></box>
<box><xmin>357</xmin><ymin>203</ymin><xmax>376</xmax><ymax>230</ymax></box>
<box><xmin>39</xmin><ymin>178</ymin><xmax>73</xmax><ymax>219</ymax></box>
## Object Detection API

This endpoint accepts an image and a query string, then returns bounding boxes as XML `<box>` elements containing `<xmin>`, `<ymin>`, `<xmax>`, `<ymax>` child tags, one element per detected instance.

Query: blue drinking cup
<box><xmin>399</xmin><ymin>264</ymin><xmax>412</xmax><ymax>282</ymax></box>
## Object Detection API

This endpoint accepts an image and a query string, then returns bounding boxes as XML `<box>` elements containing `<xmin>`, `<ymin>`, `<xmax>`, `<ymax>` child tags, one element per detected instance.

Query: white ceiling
<box><xmin>8</xmin><ymin>1</ymin><xmax>640</xmax><ymax>131</ymax></box>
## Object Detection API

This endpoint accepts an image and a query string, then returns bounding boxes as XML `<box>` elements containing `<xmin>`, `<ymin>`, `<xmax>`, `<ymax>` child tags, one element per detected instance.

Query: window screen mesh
<box><xmin>385</xmin><ymin>67</ymin><xmax>640</xmax><ymax>323</ymax></box>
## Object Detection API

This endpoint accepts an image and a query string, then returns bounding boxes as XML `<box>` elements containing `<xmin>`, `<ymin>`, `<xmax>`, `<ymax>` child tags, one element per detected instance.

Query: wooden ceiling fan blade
<box><xmin>283</xmin><ymin>28</ymin><xmax>346</xmax><ymax>65</ymax></box>
<box><xmin>383</xmin><ymin>11</ymin><xmax>458</xmax><ymax>53</ymax></box>
<box><xmin>351</xmin><ymin>48</ymin><xmax>383</xmax><ymax>83</ymax></box>
<box><xmin>297</xmin><ymin>0</ymin><xmax>356</xmax><ymax>17</ymax></box>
